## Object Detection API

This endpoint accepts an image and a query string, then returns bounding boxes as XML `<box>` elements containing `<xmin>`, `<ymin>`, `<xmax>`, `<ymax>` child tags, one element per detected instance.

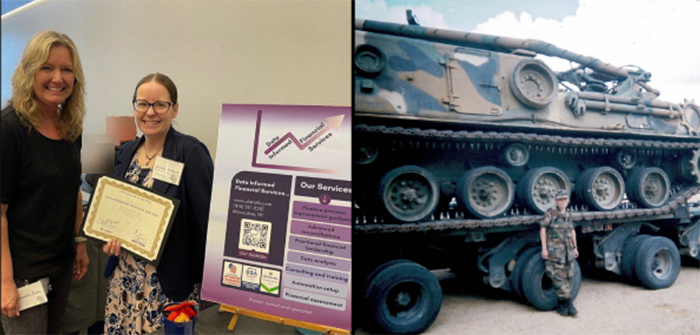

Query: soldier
<box><xmin>540</xmin><ymin>189</ymin><xmax>579</xmax><ymax>317</ymax></box>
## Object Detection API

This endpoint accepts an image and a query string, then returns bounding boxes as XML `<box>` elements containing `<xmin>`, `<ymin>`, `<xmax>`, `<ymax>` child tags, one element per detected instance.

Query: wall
<box><xmin>1</xmin><ymin>0</ymin><xmax>35</xmax><ymax>16</ymax></box>
<box><xmin>1</xmin><ymin>0</ymin><xmax>351</xmax><ymax>157</ymax></box>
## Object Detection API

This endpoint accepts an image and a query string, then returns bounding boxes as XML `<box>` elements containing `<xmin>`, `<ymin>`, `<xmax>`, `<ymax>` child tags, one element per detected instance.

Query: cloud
<box><xmin>355</xmin><ymin>0</ymin><xmax>449</xmax><ymax>29</ymax></box>
<box><xmin>473</xmin><ymin>0</ymin><xmax>700</xmax><ymax>103</ymax></box>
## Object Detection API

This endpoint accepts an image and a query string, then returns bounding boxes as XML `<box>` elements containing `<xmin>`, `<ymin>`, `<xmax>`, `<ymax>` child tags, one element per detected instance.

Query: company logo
<box><xmin>246</xmin><ymin>267</ymin><xmax>258</xmax><ymax>277</ymax></box>
<box><xmin>222</xmin><ymin>262</ymin><xmax>243</xmax><ymax>288</ymax></box>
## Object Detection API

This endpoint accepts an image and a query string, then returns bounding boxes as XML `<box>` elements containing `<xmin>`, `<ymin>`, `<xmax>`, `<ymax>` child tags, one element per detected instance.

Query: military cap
<box><xmin>555</xmin><ymin>189</ymin><xmax>569</xmax><ymax>200</ymax></box>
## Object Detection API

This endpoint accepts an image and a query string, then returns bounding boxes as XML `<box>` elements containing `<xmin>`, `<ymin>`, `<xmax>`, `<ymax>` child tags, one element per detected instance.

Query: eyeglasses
<box><xmin>132</xmin><ymin>100</ymin><xmax>174</xmax><ymax>114</ymax></box>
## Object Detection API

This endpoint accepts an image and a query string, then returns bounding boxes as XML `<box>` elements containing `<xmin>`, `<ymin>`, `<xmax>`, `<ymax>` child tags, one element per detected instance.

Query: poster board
<box><xmin>202</xmin><ymin>104</ymin><xmax>352</xmax><ymax>332</ymax></box>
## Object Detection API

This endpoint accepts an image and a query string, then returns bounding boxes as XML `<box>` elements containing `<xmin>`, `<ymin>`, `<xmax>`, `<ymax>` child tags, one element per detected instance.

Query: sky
<box><xmin>356</xmin><ymin>0</ymin><xmax>700</xmax><ymax>104</ymax></box>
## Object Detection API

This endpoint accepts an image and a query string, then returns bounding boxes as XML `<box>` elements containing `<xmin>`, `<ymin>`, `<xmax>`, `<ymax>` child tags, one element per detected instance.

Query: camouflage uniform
<box><xmin>540</xmin><ymin>208</ymin><xmax>576</xmax><ymax>299</ymax></box>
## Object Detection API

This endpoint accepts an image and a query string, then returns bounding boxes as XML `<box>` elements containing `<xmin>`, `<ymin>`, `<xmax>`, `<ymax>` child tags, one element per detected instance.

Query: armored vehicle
<box><xmin>353</xmin><ymin>17</ymin><xmax>700</xmax><ymax>334</ymax></box>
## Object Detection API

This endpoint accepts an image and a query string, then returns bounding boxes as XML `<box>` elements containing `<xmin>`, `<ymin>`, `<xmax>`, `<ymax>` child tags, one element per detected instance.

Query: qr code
<box><xmin>238</xmin><ymin>219</ymin><xmax>272</xmax><ymax>254</ymax></box>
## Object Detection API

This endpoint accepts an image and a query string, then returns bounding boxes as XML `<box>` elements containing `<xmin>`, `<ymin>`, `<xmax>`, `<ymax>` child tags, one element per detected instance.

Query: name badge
<box><xmin>18</xmin><ymin>278</ymin><xmax>49</xmax><ymax>311</ymax></box>
<box><xmin>153</xmin><ymin>157</ymin><xmax>185</xmax><ymax>186</ymax></box>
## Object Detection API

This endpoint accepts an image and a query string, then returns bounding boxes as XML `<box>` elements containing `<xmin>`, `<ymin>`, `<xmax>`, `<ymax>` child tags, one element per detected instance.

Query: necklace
<box><xmin>143</xmin><ymin>143</ymin><xmax>164</xmax><ymax>166</ymax></box>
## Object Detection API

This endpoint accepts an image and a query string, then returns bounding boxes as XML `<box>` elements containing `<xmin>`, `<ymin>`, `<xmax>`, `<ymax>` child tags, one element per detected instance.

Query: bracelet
<box><xmin>75</xmin><ymin>236</ymin><xmax>88</xmax><ymax>243</ymax></box>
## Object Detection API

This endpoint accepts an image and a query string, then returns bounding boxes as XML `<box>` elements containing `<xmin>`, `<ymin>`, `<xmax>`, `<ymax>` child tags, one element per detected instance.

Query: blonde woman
<box><xmin>1</xmin><ymin>31</ymin><xmax>89</xmax><ymax>334</ymax></box>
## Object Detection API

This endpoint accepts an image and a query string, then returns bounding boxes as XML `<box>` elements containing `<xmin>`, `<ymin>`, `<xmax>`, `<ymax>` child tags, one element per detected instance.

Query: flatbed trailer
<box><xmin>354</xmin><ymin>186</ymin><xmax>700</xmax><ymax>334</ymax></box>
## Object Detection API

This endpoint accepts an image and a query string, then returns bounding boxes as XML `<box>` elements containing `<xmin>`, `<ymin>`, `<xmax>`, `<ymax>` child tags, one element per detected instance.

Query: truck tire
<box><xmin>620</xmin><ymin>234</ymin><xmax>651</xmax><ymax>283</ymax></box>
<box><xmin>364</xmin><ymin>260</ymin><xmax>442</xmax><ymax>334</ymax></box>
<box><xmin>509</xmin><ymin>247</ymin><xmax>540</xmax><ymax>301</ymax></box>
<box><xmin>634</xmin><ymin>236</ymin><xmax>681</xmax><ymax>289</ymax></box>
<box><xmin>363</xmin><ymin>259</ymin><xmax>413</xmax><ymax>290</ymax></box>
<box><xmin>356</xmin><ymin>259</ymin><xmax>413</xmax><ymax>327</ymax></box>
<box><xmin>521</xmin><ymin>253</ymin><xmax>582</xmax><ymax>311</ymax></box>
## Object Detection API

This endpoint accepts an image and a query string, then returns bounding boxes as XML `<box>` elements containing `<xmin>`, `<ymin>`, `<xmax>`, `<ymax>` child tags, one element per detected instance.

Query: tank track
<box><xmin>354</xmin><ymin>124</ymin><xmax>700</xmax><ymax>234</ymax></box>
<box><xmin>355</xmin><ymin>124</ymin><xmax>700</xmax><ymax>151</ymax></box>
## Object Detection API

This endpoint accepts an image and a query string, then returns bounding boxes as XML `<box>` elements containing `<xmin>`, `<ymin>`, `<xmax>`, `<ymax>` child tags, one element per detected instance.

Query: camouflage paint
<box><xmin>355</xmin><ymin>19</ymin><xmax>699</xmax><ymax>138</ymax></box>
<box><xmin>360</xmin><ymin>33</ymin><xmax>448</xmax><ymax>115</ymax></box>
<box><xmin>455</xmin><ymin>51</ymin><xmax>502</xmax><ymax>106</ymax></box>
<box><xmin>371</xmin><ymin>73</ymin><xmax>448</xmax><ymax>115</ymax></box>
<box><xmin>392</xmin><ymin>41</ymin><xmax>444</xmax><ymax>78</ymax></box>
<box><xmin>648</xmin><ymin>116</ymin><xmax>680</xmax><ymax>134</ymax></box>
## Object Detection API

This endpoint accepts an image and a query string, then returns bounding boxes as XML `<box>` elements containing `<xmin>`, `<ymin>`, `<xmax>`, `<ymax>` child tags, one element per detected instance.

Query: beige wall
<box><xmin>1</xmin><ymin>0</ymin><xmax>351</xmax><ymax>158</ymax></box>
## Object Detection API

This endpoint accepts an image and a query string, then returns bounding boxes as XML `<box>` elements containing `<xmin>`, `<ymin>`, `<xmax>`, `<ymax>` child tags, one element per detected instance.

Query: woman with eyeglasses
<box><xmin>102</xmin><ymin>73</ymin><xmax>213</xmax><ymax>334</ymax></box>
<box><xmin>1</xmin><ymin>31</ymin><xmax>89</xmax><ymax>334</ymax></box>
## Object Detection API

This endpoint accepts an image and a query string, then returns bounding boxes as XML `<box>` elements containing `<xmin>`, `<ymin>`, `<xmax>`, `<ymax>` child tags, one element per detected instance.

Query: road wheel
<box><xmin>575</xmin><ymin>166</ymin><xmax>625</xmax><ymax>211</ymax></box>
<box><xmin>634</xmin><ymin>236</ymin><xmax>681</xmax><ymax>289</ymax></box>
<box><xmin>626</xmin><ymin>167</ymin><xmax>670</xmax><ymax>208</ymax></box>
<box><xmin>521</xmin><ymin>253</ymin><xmax>582</xmax><ymax>311</ymax></box>
<box><xmin>364</xmin><ymin>260</ymin><xmax>442</xmax><ymax>334</ymax></box>
<box><xmin>456</xmin><ymin>166</ymin><xmax>514</xmax><ymax>218</ymax></box>
<box><xmin>620</xmin><ymin>235</ymin><xmax>651</xmax><ymax>283</ymax></box>
<box><xmin>517</xmin><ymin>167</ymin><xmax>570</xmax><ymax>214</ymax></box>
<box><xmin>509</xmin><ymin>247</ymin><xmax>540</xmax><ymax>301</ymax></box>
<box><xmin>379</xmin><ymin>166</ymin><xmax>440</xmax><ymax>222</ymax></box>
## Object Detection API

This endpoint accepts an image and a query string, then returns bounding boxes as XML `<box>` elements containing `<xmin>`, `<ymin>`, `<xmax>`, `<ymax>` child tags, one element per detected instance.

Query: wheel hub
<box><xmin>534</xmin><ymin>179</ymin><xmax>556</xmax><ymax>204</ymax></box>
<box><xmin>390</xmin><ymin>179</ymin><xmax>428</xmax><ymax>211</ymax></box>
<box><xmin>651</xmin><ymin>251</ymin><xmax>671</xmax><ymax>278</ymax></box>
<box><xmin>400</xmin><ymin>185</ymin><xmax>419</xmax><ymax>203</ymax></box>
<box><xmin>472</xmin><ymin>181</ymin><xmax>497</xmax><ymax>207</ymax></box>
<box><xmin>509</xmin><ymin>150</ymin><xmax>523</xmax><ymax>162</ymax></box>
<box><xmin>521</xmin><ymin>74</ymin><xmax>544</xmax><ymax>98</ymax></box>
<box><xmin>643</xmin><ymin>179</ymin><xmax>659</xmax><ymax>197</ymax></box>
<box><xmin>593</xmin><ymin>178</ymin><xmax>610</xmax><ymax>200</ymax></box>
<box><xmin>395</xmin><ymin>291</ymin><xmax>412</xmax><ymax>307</ymax></box>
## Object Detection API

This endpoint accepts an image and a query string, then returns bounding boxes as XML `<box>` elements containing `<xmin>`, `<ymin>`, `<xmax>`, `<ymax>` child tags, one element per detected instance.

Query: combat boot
<box><xmin>556</xmin><ymin>299</ymin><xmax>567</xmax><ymax>317</ymax></box>
<box><xmin>566</xmin><ymin>299</ymin><xmax>578</xmax><ymax>318</ymax></box>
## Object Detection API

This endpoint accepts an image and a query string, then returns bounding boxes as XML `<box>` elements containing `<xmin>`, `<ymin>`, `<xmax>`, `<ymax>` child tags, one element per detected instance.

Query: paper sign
<box><xmin>202</xmin><ymin>104</ymin><xmax>352</xmax><ymax>331</ymax></box>
<box><xmin>152</xmin><ymin>157</ymin><xmax>184</xmax><ymax>186</ymax></box>
<box><xmin>18</xmin><ymin>278</ymin><xmax>49</xmax><ymax>311</ymax></box>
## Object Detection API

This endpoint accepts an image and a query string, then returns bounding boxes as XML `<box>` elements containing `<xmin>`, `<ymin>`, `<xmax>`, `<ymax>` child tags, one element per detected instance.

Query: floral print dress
<box><xmin>104</xmin><ymin>155</ymin><xmax>198</xmax><ymax>335</ymax></box>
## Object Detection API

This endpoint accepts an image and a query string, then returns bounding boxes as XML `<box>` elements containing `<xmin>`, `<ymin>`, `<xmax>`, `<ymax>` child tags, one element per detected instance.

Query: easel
<box><xmin>218</xmin><ymin>304</ymin><xmax>350</xmax><ymax>335</ymax></box>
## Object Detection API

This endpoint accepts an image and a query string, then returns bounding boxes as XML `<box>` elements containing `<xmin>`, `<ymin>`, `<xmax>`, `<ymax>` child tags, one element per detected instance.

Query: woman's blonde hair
<box><xmin>9</xmin><ymin>31</ymin><xmax>86</xmax><ymax>142</ymax></box>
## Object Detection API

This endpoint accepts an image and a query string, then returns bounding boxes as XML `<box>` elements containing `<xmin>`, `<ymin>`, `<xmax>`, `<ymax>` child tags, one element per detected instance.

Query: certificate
<box><xmin>83</xmin><ymin>176</ymin><xmax>179</xmax><ymax>263</ymax></box>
